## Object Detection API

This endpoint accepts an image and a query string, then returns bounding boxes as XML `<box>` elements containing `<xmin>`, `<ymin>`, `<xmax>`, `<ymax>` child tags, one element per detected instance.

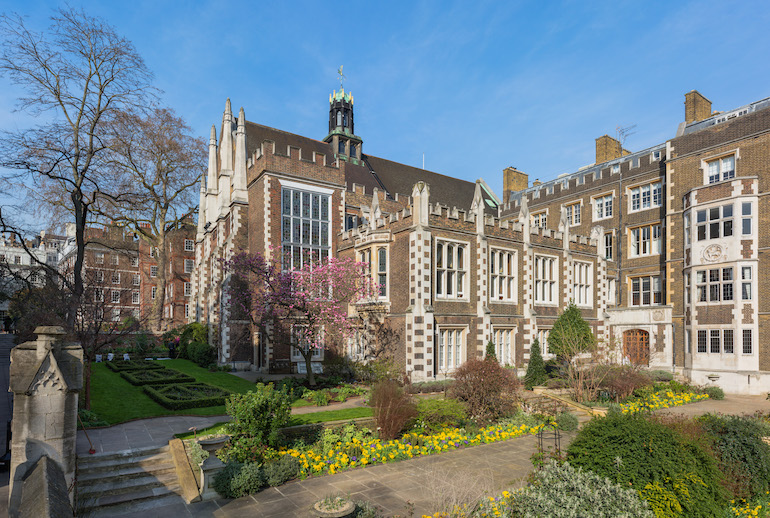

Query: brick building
<box><xmin>191</xmin><ymin>88</ymin><xmax>770</xmax><ymax>394</ymax></box>
<box><xmin>58</xmin><ymin>223</ymin><xmax>195</xmax><ymax>331</ymax></box>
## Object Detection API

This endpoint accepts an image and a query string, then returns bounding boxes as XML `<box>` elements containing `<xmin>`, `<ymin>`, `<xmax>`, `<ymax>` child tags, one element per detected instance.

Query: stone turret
<box><xmin>323</xmin><ymin>88</ymin><xmax>363</xmax><ymax>164</ymax></box>
<box><xmin>206</xmin><ymin>124</ymin><xmax>218</xmax><ymax>226</ymax></box>
<box><xmin>233</xmin><ymin>107</ymin><xmax>248</xmax><ymax>202</ymax></box>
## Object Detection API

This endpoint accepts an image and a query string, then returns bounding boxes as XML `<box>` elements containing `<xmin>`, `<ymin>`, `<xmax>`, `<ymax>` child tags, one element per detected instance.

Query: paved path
<box><xmin>76</xmin><ymin>396</ymin><xmax>367</xmax><ymax>455</ymax></box>
<box><xmin>655</xmin><ymin>392</ymin><xmax>770</xmax><ymax>417</ymax></box>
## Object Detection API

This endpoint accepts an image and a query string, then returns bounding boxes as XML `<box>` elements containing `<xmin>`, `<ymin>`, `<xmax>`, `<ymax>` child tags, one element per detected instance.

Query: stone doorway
<box><xmin>623</xmin><ymin>329</ymin><xmax>650</xmax><ymax>366</ymax></box>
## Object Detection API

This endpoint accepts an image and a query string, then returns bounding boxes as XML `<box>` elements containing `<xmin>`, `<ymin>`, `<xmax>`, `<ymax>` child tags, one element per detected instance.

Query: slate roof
<box><xmin>243</xmin><ymin>121</ymin><xmax>498</xmax><ymax>212</ymax></box>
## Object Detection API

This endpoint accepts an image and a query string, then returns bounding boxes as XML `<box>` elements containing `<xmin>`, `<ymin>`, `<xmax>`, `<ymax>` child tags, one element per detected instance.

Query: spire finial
<box><xmin>337</xmin><ymin>65</ymin><xmax>346</xmax><ymax>91</ymax></box>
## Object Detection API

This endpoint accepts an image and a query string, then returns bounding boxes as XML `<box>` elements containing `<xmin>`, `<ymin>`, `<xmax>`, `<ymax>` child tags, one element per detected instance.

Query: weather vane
<box><xmin>337</xmin><ymin>65</ymin><xmax>346</xmax><ymax>90</ymax></box>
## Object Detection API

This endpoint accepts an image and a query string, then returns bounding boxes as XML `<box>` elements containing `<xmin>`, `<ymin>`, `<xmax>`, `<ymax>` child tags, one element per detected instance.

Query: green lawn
<box><xmin>88</xmin><ymin>360</ymin><xmax>370</xmax><ymax>425</ymax></box>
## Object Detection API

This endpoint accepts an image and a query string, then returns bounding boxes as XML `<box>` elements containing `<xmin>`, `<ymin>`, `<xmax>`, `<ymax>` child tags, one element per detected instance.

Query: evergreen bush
<box><xmin>416</xmin><ymin>397</ymin><xmax>467</xmax><ymax>432</ymax></box>
<box><xmin>524</xmin><ymin>339</ymin><xmax>547</xmax><ymax>389</ymax></box>
<box><xmin>699</xmin><ymin>414</ymin><xmax>770</xmax><ymax>500</ymax></box>
<box><xmin>548</xmin><ymin>303</ymin><xmax>595</xmax><ymax>361</ymax></box>
<box><xmin>554</xmin><ymin>412</ymin><xmax>579</xmax><ymax>432</ymax></box>
<box><xmin>230</xmin><ymin>462</ymin><xmax>265</xmax><ymax>496</ymax></box>
<box><xmin>510</xmin><ymin>460</ymin><xmax>654</xmax><ymax>518</ymax></box>
<box><xmin>225</xmin><ymin>383</ymin><xmax>292</xmax><ymax>449</ymax></box>
<box><xmin>212</xmin><ymin>462</ymin><xmax>243</xmax><ymax>499</ymax></box>
<box><xmin>263</xmin><ymin>455</ymin><xmax>300</xmax><ymax>486</ymax></box>
<box><xmin>703</xmin><ymin>386</ymin><xmax>725</xmax><ymax>400</ymax></box>
<box><xmin>567</xmin><ymin>412</ymin><xmax>727</xmax><ymax>517</ymax></box>
<box><xmin>187</xmin><ymin>340</ymin><xmax>217</xmax><ymax>367</ymax></box>
<box><xmin>485</xmin><ymin>340</ymin><xmax>496</xmax><ymax>361</ymax></box>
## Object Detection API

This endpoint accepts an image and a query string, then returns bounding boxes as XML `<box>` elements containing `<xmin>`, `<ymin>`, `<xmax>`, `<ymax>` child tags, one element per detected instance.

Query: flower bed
<box><xmin>120</xmin><ymin>367</ymin><xmax>195</xmax><ymax>386</ymax></box>
<box><xmin>278</xmin><ymin>420</ymin><xmax>547</xmax><ymax>477</ymax></box>
<box><xmin>620</xmin><ymin>390</ymin><xmax>709</xmax><ymax>414</ymax></box>
<box><xmin>143</xmin><ymin>382</ymin><xmax>231</xmax><ymax>409</ymax></box>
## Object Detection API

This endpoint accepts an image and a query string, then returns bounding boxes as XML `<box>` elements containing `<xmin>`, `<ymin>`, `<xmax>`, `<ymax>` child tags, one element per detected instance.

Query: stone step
<box><xmin>78</xmin><ymin>450</ymin><xmax>173</xmax><ymax>474</ymax></box>
<box><xmin>78</xmin><ymin>461</ymin><xmax>177</xmax><ymax>483</ymax></box>
<box><xmin>77</xmin><ymin>484</ymin><xmax>184</xmax><ymax>516</ymax></box>
<box><xmin>77</xmin><ymin>470</ymin><xmax>181</xmax><ymax>498</ymax></box>
<box><xmin>77</xmin><ymin>445</ymin><xmax>169</xmax><ymax>468</ymax></box>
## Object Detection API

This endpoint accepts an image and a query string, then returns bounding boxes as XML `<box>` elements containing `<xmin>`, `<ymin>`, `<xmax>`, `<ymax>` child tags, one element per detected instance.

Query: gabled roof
<box><xmin>363</xmin><ymin>155</ymin><xmax>497</xmax><ymax>212</ymax></box>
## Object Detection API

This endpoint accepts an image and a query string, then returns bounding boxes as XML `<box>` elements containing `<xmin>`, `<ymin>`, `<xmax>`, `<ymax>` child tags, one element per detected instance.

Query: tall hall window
<box><xmin>281</xmin><ymin>187</ymin><xmax>331</xmax><ymax>270</ymax></box>
<box><xmin>492</xmin><ymin>328</ymin><xmax>513</xmax><ymax>365</ymax></box>
<box><xmin>490</xmin><ymin>249</ymin><xmax>516</xmax><ymax>302</ymax></box>
<box><xmin>534</xmin><ymin>255</ymin><xmax>557</xmax><ymax>304</ymax></box>
<box><xmin>604</xmin><ymin>232</ymin><xmax>613</xmax><ymax>260</ymax></box>
<box><xmin>436</xmin><ymin>241</ymin><xmax>467</xmax><ymax>299</ymax></box>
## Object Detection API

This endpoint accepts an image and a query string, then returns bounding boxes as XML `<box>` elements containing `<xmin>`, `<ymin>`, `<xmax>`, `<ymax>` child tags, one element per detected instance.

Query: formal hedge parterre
<box><xmin>143</xmin><ymin>382</ymin><xmax>231</xmax><ymax>409</ymax></box>
<box><xmin>119</xmin><ymin>367</ymin><xmax>195</xmax><ymax>386</ymax></box>
<box><xmin>105</xmin><ymin>359</ymin><xmax>165</xmax><ymax>372</ymax></box>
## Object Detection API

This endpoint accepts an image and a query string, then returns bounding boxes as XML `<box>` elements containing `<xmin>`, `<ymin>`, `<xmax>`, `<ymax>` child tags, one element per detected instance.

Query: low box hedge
<box><xmin>120</xmin><ymin>367</ymin><xmax>194</xmax><ymax>386</ymax></box>
<box><xmin>143</xmin><ymin>382</ymin><xmax>231</xmax><ymax>410</ymax></box>
<box><xmin>106</xmin><ymin>359</ymin><xmax>165</xmax><ymax>372</ymax></box>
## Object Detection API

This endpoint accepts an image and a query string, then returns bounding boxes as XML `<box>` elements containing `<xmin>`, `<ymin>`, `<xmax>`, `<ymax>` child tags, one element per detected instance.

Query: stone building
<box><xmin>191</xmin><ymin>88</ymin><xmax>770</xmax><ymax>394</ymax></box>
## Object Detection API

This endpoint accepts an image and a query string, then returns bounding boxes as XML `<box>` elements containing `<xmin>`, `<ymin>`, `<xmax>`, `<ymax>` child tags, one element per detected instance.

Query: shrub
<box><xmin>263</xmin><ymin>455</ymin><xmax>300</xmax><ymax>486</ymax></box>
<box><xmin>703</xmin><ymin>386</ymin><xmax>725</xmax><ymax>400</ymax></box>
<box><xmin>548</xmin><ymin>303</ymin><xmax>594</xmax><ymax>361</ymax></box>
<box><xmin>230</xmin><ymin>462</ymin><xmax>266</xmax><ymax>496</ymax></box>
<box><xmin>567</xmin><ymin>412</ymin><xmax>727</xmax><ymax>517</ymax></box>
<box><xmin>554</xmin><ymin>412</ymin><xmax>579</xmax><ymax>432</ymax></box>
<box><xmin>648</xmin><ymin>369</ymin><xmax>674</xmax><ymax>382</ymax></box>
<box><xmin>212</xmin><ymin>461</ymin><xmax>243</xmax><ymax>499</ymax></box>
<box><xmin>143</xmin><ymin>382</ymin><xmax>230</xmax><ymax>409</ymax></box>
<box><xmin>225</xmin><ymin>383</ymin><xmax>292</xmax><ymax>448</ymax></box>
<box><xmin>509</xmin><ymin>460</ymin><xmax>654</xmax><ymax>518</ymax></box>
<box><xmin>485</xmin><ymin>340</ymin><xmax>496</xmax><ymax>361</ymax></box>
<box><xmin>600</xmin><ymin>366</ymin><xmax>652</xmax><ymax>402</ymax></box>
<box><xmin>370</xmin><ymin>380</ymin><xmax>417</xmax><ymax>440</ymax></box>
<box><xmin>524</xmin><ymin>339</ymin><xmax>548</xmax><ymax>389</ymax></box>
<box><xmin>416</xmin><ymin>398</ymin><xmax>466</xmax><ymax>432</ymax></box>
<box><xmin>451</xmin><ymin>358</ymin><xmax>519</xmax><ymax>424</ymax></box>
<box><xmin>105</xmin><ymin>359</ymin><xmax>164</xmax><ymax>372</ymax></box>
<box><xmin>119</xmin><ymin>367</ymin><xmax>195</xmax><ymax>386</ymax></box>
<box><xmin>187</xmin><ymin>340</ymin><xmax>217</xmax><ymax>367</ymax></box>
<box><xmin>188</xmin><ymin>441</ymin><xmax>209</xmax><ymax>466</ymax></box>
<box><xmin>353</xmin><ymin>500</ymin><xmax>385</xmax><ymax>518</ymax></box>
<box><xmin>699</xmin><ymin>414</ymin><xmax>770</xmax><ymax>500</ymax></box>
<box><xmin>311</xmin><ymin>389</ymin><xmax>332</xmax><ymax>406</ymax></box>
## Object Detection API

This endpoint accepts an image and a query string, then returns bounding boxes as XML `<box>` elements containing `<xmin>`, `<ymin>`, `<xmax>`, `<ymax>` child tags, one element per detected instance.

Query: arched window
<box><xmin>338</xmin><ymin>140</ymin><xmax>345</xmax><ymax>154</ymax></box>
<box><xmin>336</xmin><ymin>110</ymin><xmax>342</xmax><ymax>126</ymax></box>
<box><xmin>350</xmin><ymin>144</ymin><xmax>357</xmax><ymax>158</ymax></box>
<box><xmin>623</xmin><ymin>329</ymin><xmax>650</xmax><ymax>365</ymax></box>
<box><xmin>343</xmin><ymin>110</ymin><xmax>348</xmax><ymax>127</ymax></box>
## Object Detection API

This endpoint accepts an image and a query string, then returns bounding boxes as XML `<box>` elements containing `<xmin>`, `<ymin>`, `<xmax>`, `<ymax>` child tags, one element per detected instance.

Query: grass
<box><xmin>88</xmin><ymin>359</ymin><xmax>369</xmax><ymax>425</ymax></box>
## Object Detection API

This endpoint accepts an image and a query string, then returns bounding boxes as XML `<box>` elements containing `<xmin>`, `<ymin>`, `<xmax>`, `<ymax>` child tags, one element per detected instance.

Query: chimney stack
<box><xmin>685</xmin><ymin>90</ymin><xmax>712</xmax><ymax>124</ymax></box>
<box><xmin>595</xmin><ymin>134</ymin><xmax>629</xmax><ymax>164</ymax></box>
<box><xmin>503</xmin><ymin>167</ymin><xmax>528</xmax><ymax>203</ymax></box>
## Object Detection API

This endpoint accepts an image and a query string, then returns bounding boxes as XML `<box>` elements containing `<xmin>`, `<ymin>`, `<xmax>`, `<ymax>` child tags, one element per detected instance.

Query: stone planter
<box><xmin>313</xmin><ymin>498</ymin><xmax>355</xmax><ymax>518</ymax></box>
<box><xmin>197</xmin><ymin>435</ymin><xmax>230</xmax><ymax>501</ymax></box>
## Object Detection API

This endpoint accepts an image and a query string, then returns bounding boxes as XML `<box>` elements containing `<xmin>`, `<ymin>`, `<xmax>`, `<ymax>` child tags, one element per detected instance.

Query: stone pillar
<box><xmin>8</xmin><ymin>326</ymin><xmax>82</xmax><ymax>516</ymax></box>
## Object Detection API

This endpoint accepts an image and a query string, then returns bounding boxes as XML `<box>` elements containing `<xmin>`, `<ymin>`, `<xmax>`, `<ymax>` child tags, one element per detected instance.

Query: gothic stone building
<box><xmin>191</xmin><ymin>89</ymin><xmax>770</xmax><ymax>394</ymax></box>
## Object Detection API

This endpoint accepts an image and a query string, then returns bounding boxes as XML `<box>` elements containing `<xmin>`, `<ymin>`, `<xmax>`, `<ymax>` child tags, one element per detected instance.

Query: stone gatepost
<box><xmin>8</xmin><ymin>326</ymin><xmax>82</xmax><ymax>516</ymax></box>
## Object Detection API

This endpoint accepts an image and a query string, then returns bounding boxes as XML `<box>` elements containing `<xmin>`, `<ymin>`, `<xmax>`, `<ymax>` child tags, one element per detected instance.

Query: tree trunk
<box><xmin>303</xmin><ymin>349</ymin><xmax>316</xmax><ymax>386</ymax></box>
<box><xmin>68</xmin><ymin>192</ymin><xmax>87</xmax><ymax>331</ymax></box>
<box><xmin>83</xmin><ymin>358</ymin><xmax>92</xmax><ymax>410</ymax></box>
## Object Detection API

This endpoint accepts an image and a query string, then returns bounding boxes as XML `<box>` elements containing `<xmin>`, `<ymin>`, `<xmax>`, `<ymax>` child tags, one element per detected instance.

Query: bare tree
<box><xmin>102</xmin><ymin>107</ymin><xmax>205</xmax><ymax>332</ymax></box>
<box><xmin>0</xmin><ymin>7</ymin><xmax>154</xmax><ymax>329</ymax></box>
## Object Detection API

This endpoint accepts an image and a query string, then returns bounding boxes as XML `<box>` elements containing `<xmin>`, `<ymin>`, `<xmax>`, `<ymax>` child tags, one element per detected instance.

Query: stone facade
<box><xmin>192</xmin><ymin>88</ymin><xmax>770</xmax><ymax>393</ymax></box>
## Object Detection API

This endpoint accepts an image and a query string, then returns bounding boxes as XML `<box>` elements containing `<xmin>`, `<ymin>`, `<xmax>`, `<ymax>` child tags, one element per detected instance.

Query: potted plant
<box><xmin>313</xmin><ymin>494</ymin><xmax>355</xmax><ymax>518</ymax></box>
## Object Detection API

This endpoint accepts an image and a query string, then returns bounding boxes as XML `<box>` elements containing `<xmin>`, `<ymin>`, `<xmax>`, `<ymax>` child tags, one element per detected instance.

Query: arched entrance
<box><xmin>623</xmin><ymin>329</ymin><xmax>650</xmax><ymax>366</ymax></box>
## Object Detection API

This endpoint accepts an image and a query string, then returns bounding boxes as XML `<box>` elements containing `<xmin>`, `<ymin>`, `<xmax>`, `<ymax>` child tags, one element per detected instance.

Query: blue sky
<box><xmin>2</xmin><ymin>0</ymin><xmax>770</xmax><ymax>221</ymax></box>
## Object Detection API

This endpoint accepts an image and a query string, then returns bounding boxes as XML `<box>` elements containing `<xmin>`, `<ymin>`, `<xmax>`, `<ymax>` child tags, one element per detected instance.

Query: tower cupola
<box><xmin>324</xmin><ymin>87</ymin><xmax>363</xmax><ymax>164</ymax></box>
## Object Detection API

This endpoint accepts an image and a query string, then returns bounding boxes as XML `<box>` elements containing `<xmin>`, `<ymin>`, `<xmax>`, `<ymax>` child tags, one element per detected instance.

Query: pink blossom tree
<box><xmin>225</xmin><ymin>251</ymin><xmax>373</xmax><ymax>385</ymax></box>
